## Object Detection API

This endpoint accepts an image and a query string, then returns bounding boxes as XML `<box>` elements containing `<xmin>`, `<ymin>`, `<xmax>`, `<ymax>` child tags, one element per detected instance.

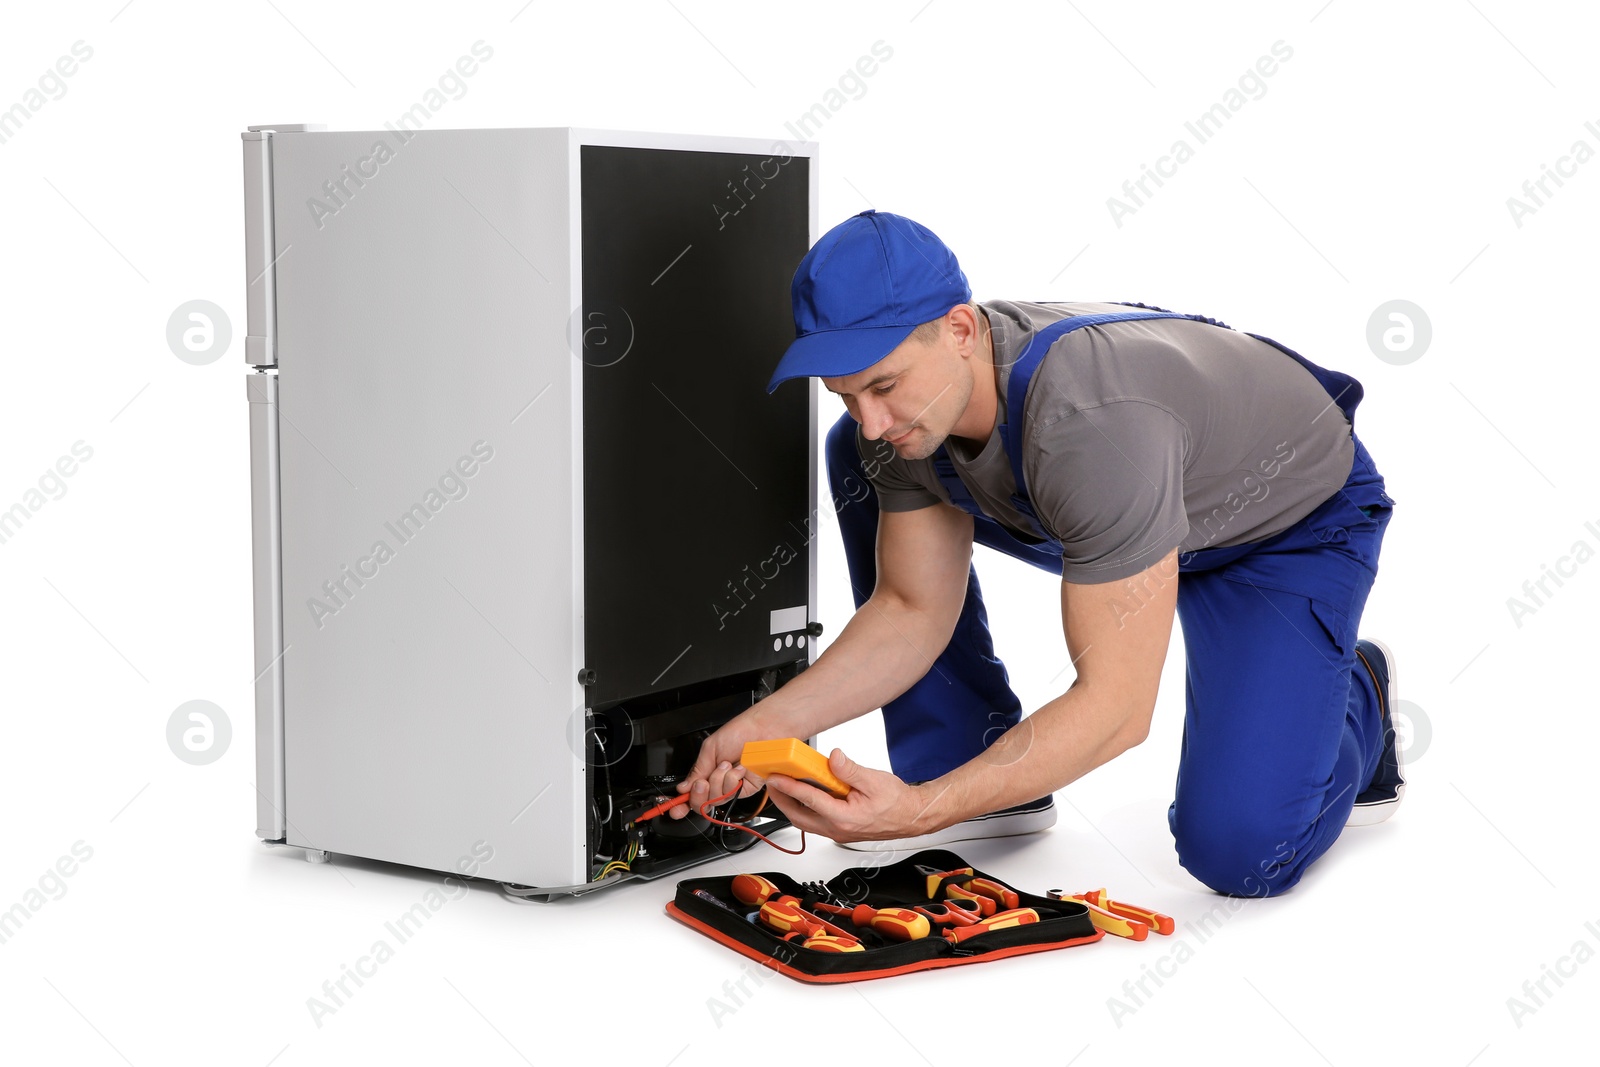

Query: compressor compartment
<box><xmin>584</xmin><ymin>662</ymin><xmax>805</xmax><ymax>883</ymax></box>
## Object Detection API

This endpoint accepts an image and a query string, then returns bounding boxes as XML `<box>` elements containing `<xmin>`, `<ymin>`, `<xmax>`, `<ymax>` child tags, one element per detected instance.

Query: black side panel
<box><xmin>581</xmin><ymin>145</ymin><xmax>811</xmax><ymax>707</ymax></box>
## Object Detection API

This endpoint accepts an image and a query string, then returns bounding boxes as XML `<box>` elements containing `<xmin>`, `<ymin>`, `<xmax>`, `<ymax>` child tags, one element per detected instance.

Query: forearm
<box><xmin>911</xmin><ymin>683</ymin><xmax>1143</xmax><ymax>830</ymax></box>
<box><xmin>749</xmin><ymin>592</ymin><xmax>956</xmax><ymax>739</ymax></box>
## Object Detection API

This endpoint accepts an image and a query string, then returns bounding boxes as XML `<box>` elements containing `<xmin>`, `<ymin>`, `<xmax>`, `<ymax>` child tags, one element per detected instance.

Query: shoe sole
<box><xmin>839</xmin><ymin>801</ymin><xmax>1058</xmax><ymax>852</ymax></box>
<box><xmin>1347</xmin><ymin>637</ymin><xmax>1405</xmax><ymax>827</ymax></box>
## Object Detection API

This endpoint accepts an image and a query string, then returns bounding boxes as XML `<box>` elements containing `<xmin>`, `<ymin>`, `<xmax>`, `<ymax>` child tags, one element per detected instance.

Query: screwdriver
<box><xmin>758</xmin><ymin>896</ymin><xmax>858</xmax><ymax>941</ymax></box>
<box><xmin>942</xmin><ymin>907</ymin><xmax>1040</xmax><ymax>944</ymax></box>
<box><xmin>730</xmin><ymin>873</ymin><xmax>783</xmax><ymax>907</ymax></box>
<box><xmin>812</xmin><ymin>902</ymin><xmax>932</xmax><ymax>941</ymax></box>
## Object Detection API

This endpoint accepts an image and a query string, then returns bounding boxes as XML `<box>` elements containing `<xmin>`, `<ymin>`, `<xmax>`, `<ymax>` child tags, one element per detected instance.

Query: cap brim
<box><xmin>766</xmin><ymin>323</ymin><xmax>918</xmax><ymax>394</ymax></box>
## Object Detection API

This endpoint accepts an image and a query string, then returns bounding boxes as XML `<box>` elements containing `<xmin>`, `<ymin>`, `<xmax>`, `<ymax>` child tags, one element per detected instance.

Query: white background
<box><xmin>2</xmin><ymin>1</ymin><xmax>1596</xmax><ymax>1064</ymax></box>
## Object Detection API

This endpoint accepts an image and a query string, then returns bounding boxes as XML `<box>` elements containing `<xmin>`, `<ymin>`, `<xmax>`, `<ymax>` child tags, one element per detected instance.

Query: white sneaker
<box><xmin>1347</xmin><ymin>638</ymin><xmax>1406</xmax><ymax>826</ymax></box>
<box><xmin>839</xmin><ymin>795</ymin><xmax>1056</xmax><ymax>852</ymax></box>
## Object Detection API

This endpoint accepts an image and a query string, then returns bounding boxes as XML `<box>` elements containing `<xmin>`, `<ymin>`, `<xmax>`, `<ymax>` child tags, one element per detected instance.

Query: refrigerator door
<box><xmin>262</xmin><ymin>128</ymin><xmax>586</xmax><ymax>887</ymax></box>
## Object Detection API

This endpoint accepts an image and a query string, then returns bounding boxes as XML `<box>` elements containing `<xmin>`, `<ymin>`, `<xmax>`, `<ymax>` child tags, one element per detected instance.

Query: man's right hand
<box><xmin>669</xmin><ymin>708</ymin><xmax>789</xmax><ymax>820</ymax></box>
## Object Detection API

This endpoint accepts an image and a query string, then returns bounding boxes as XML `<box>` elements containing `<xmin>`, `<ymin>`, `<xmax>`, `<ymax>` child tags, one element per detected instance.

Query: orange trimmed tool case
<box><xmin>667</xmin><ymin>849</ymin><xmax>1103</xmax><ymax>983</ymax></box>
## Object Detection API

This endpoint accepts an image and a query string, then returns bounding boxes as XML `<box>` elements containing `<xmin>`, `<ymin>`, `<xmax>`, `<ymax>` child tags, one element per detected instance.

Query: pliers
<box><xmin>1046</xmin><ymin>887</ymin><xmax>1176</xmax><ymax>941</ymax></box>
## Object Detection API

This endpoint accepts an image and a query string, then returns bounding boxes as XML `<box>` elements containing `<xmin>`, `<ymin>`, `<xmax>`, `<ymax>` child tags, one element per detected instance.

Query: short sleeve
<box><xmin>856</xmin><ymin>425</ymin><xmax>940</xmax><ymax>512</ymax></box>
<box><xmin>1025</xmin><ymin>400</ymin><xmax>1189</xmax><ymax>583</ymax></box>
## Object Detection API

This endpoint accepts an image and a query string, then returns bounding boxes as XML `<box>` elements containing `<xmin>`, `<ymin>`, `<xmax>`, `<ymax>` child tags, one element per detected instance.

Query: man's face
<box><xmin>822</xmin><ymin>327</ymin><xmax>974</xmax><ymax>462</ymax></box>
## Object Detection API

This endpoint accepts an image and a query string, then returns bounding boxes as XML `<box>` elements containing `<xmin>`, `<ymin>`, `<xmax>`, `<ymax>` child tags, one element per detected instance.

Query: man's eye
<box><xmin>874</xmin><ymin>383</ymin><xmax>896</xmax><ymax>395</ymax></box>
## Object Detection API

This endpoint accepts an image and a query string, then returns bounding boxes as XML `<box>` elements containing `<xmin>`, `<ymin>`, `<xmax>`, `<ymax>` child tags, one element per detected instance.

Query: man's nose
<box><xmin>859</xmin><ymin>399</ymin><xmax>893</xmax><ymax>440</ymax></box>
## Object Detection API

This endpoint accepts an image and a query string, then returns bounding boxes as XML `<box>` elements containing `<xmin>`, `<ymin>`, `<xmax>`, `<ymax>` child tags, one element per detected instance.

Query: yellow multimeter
<box><xmin>739</xmin><ymin>738</ymin><xmax>852</xmax><ymax>799</ymax></box>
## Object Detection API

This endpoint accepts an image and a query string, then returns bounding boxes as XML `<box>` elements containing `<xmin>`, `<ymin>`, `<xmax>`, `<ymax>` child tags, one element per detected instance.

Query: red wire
<box><xmin>697</xmin><ymin>795</ymin><xmax>808</xmax><ymax>856</ymax></box>
<box><xmin>633</xmin><ymin>786</ymin><xmax>807</xmax><ymax>856</ymax></box>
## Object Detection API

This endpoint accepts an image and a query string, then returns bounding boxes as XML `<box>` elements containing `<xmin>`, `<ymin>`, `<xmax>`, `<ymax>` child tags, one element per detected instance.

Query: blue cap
<box><xmin>766</xmin><ymin>210</ymin><xmax>971</xmax><ymax>393</ymax></box>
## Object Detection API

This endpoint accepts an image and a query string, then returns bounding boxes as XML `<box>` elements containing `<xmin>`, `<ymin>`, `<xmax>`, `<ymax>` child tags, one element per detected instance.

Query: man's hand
<box><xmin>667</xmin><ymin>503</ymin><xmax>975</xmax><ymax>825</ymax></box>
<box><xmin>761</xmin><ymin>748</ymin><xmax>931</xmax><ymax>843</ymax></box>
<box><xmin>669</xmin><ymin>707</ymin><xmax>789</xmax><ymax>820</ymax></box>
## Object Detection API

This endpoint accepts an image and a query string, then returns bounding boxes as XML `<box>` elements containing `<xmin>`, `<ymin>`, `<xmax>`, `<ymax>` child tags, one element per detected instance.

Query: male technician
<box><xmin>672</xmin><ymin>210</ymin><xmax>1402</xmax><ymax>897</ymax></box>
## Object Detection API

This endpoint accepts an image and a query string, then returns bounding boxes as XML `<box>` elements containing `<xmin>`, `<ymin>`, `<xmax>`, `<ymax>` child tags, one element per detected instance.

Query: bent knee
<box><xmin>1173</xmin><ymin>820</ymin><xmax>1304</xmax><ymax>898</ymax></box>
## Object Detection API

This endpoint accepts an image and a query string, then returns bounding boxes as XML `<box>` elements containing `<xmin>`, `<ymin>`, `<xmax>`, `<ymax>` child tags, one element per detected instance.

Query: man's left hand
<box><xmin>757</xmin><ymin>748</ymin><xmax>935</xmax><ymax>843</ymax></box>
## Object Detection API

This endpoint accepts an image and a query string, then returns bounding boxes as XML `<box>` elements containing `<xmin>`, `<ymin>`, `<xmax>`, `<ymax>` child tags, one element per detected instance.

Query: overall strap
<box><xmin>931</xmin><ymin>304</ymin><xmax>1240</xmax><ymax>537</ymax></box>
<box><xmin>999</xmin><ymin>308</ymin><xmax>1198</xmax><ymax>504</ymax></box>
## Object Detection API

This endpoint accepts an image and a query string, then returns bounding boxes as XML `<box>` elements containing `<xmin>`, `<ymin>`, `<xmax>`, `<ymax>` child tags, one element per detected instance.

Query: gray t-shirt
<box><xmin>859</xmin><ymin>299</ymin><xmax>1356</xmax><ymax>583</ymax></box>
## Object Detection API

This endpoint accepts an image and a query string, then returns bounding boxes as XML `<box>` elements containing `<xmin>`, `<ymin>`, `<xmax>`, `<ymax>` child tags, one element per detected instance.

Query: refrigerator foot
<box><xmin>304</xmin><ymin>848</ymin><xmax>331</xmax><ymax>864</ymax></box>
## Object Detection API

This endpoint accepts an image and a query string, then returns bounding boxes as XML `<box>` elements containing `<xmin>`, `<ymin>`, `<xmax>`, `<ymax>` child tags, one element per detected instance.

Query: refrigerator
<box><xmin>243</xmin><ymin>125</ymin><xmax>820</xmax><ymax>898</ymax></box>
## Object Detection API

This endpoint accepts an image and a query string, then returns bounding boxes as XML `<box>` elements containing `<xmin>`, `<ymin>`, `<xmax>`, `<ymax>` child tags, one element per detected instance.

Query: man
<box><xmin>672</xmin><ymin>209</ymin><xmax>1401</xmax><ymax>897</ymax></box>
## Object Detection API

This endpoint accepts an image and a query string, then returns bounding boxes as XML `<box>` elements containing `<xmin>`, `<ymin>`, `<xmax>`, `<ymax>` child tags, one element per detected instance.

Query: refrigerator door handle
<box><xmin>247</xmin><ymin>372</ymin><xmax>286</xmax><ymax>840</ymax></box>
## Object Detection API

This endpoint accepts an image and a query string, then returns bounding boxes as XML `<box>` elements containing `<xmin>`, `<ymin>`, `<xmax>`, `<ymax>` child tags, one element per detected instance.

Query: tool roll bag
<box><xmin>667</xmin><ymin>849</ymin><xmax>1102</xmax><ymax>983</ymax></box>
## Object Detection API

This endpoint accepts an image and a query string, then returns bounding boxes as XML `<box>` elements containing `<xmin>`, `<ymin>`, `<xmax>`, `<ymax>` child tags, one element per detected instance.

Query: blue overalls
<box><xmin>824</xmin><ymin>305</ymin><xmax>1397</xmax><ymax>897</ymax></box>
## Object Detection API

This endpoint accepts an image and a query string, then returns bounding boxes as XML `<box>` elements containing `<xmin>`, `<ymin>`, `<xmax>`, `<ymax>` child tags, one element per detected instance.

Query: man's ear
<box><xmin>948</xmin><ymin>301</ymin><xmax>981</xmax><ymax>356</ymax></box>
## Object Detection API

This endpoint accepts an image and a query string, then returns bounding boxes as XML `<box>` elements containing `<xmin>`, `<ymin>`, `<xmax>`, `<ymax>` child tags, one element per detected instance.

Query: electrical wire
<box><xmin>633</xmin><ymin>786</ymin><xmax>806</xmax><ymax>856</ymax></box>
<box><xmin>591</xmin><ymin>839</ymin><xmax>642</xmax><ymax>882</ymax></box>
<box><xmin>589</xmin><ymin>783</ymin><xmax>804</xmax><ymax>881</ymax></box>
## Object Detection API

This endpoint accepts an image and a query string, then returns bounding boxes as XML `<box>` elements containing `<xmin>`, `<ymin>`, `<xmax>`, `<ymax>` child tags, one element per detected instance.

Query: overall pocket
<box><xmin>1303</xmin><ymin>487</ymin><xmax>1394</xmax><ymax>576</ymax></box>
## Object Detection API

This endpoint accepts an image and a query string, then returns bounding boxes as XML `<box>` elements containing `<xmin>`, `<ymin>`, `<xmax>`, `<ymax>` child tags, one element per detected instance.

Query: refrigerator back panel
<box><xmin>580</xmin><ymin>145</ymin><xmax>812</xmax><ymax>707</ymax></box>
